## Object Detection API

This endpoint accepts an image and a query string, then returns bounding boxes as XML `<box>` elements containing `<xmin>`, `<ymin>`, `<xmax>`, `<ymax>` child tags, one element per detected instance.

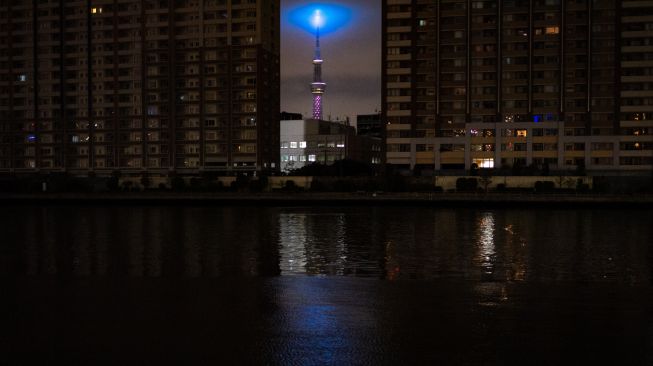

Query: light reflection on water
<box><xmin>475</xmin><ymin>212</ymin><xmax>496</xmax><ymax>275</ymax></box>
<box><xmin>278</xmin><ymin>213</ymin><xmax>309</xmax><ymax>274</ymax></box>
<box><xmin>2</xmin><ymin>206</ymin><xmax>652</xmax><ymax>285</ymax></box>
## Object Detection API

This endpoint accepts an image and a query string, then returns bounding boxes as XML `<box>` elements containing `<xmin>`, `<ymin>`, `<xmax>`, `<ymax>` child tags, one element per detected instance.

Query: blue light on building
<box><xmin>287</xmin><ymin>3</ymin><xmax>352</xmax><ymax>36</ymax></box>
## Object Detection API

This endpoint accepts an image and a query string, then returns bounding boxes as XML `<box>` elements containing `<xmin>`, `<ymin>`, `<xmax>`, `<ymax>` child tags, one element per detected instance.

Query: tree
<box><xmin>107</xmin><ymin>170</ymin><xmax>121</xmax><ymax>191</ymax></box>
<box><xmin>140</xmin><ymin>172</ymin><xmax>151</xmax><ymax>190</ymax></box>
<box><xmin>478</xmin><ymin>169</ymin><xmax>493</xmax><ymax>193</ymax></box>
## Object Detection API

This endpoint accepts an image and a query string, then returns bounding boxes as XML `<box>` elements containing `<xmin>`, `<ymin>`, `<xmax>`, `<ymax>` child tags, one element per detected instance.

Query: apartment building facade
<box><xmin>383</xmin><ymin>0</ymin><xmax>652</xmax><ymax>174</ymax></box>
<box><xmin>0</xmin><ymin>0</ymin><xmax>279</xmax><ymax>176</ymax></box>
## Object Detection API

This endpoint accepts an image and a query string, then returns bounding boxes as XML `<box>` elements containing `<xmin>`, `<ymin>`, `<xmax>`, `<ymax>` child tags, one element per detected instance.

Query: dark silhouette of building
<box><xmin>357</xmin><ymin>113</ymin><xmax>383</xmax><ymax>138</ymax></box>
<box><xmin>382</xmin><ymin>0</ymin><xmax>652</xmax><ymax>174</ymax></box>
<box><xmin>281</xmin><ymin>111</ymin><xmax>303</xmax><ymax>121</ymax></box>
<box><xmin>0</xmin><ymin>1</ymin><xmax>280</xmax><ymax>176</ymax></box>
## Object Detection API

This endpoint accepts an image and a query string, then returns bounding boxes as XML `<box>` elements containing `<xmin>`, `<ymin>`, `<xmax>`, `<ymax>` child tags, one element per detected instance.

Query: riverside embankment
<box><xmin>1</xmin><ymin>192</ymin><xmax>651</xmax><ymax>208</ymax></box>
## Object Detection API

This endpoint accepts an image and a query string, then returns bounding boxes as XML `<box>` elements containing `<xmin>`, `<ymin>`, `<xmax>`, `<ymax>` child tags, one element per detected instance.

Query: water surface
<box><xmin>2</xmin><ymin>206</ymin><xmax>652</xmax><ymax>364</ymax></box>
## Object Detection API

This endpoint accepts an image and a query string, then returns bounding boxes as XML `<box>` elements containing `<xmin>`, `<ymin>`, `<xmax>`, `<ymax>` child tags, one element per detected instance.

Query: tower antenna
<box><xmin>310</xmin><ymin>11</ymin><xmax>326</xmax><ymax>120</ymax></box>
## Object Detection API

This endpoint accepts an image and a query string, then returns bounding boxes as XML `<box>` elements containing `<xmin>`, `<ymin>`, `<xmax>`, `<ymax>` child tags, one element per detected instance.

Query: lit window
<box><xmin>546</xmin><ymin>26</ymin><xmax>559</xmax><ymax>35</ymax></box>
<box><xmin>308</xmin><ymin>154</ymin><xmax>316</xmax><ymax>162</ymax></box>
<box><xmin>299</xmin><ymin>141</ymin><xmax>307</xmax><ymax>148</ymax></box>
<box><xmin>18</xmin><ymin>74</ymin><xmax>27</xmax><ymax>82</ymax></box>
<box><xmin>473</xmin><ymin>158</ymin><xmax>495</xmax><ymax>169</ymax></box>
<box><xmin>289</xmin><ymin>141</ymin><xmax>298</xmax><ymax>148</ymax></box>
<box><xmin>517</xmin><ymin>129</ymin><xmax>528</xmax><ymax>137</ymax></box>
<box><xmin>281</xmin><ymin>142</ymin><xmax>289</xmax><ymax>149</ymax></box>
<box><xmin>91</xmin><ymin>7</ymin><xmax>102</xmax><ymax>14</ymax></box>
<box><xmin>281</xmin><ymin>155</ymin><xmax>289</xmax><ymax>162</ymax></box>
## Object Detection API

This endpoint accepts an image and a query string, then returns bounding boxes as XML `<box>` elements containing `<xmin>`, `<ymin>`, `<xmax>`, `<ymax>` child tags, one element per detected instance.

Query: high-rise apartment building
<box><xmin>383</xmin><ymin>0</ymin><xmax>652</xmax><ymax>173</ymax></box>
<box><xmin>0</xmin><ymin>0</ymin><xmax>279</xmax><ymax>176</ymax></box>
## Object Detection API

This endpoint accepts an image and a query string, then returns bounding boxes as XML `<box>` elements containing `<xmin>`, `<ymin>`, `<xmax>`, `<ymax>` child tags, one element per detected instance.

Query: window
<box><xmin>299</xmin><ymin>141</ymin><xmax>307</xmax><ymax>148</ymax></box>
<box><xmin>308</xmin><ymin>154</ymin><xmax>316</xmax><ymax>162</ymax></box>
<box><xmin>289</xmin><ymin>141</ymin><xmax>298</xmax><ymax>148</ymax></box>
<box><xmin>473</xmin><ymin>158</ymin><xmax>494</xmax><ymax>168</ymax></box>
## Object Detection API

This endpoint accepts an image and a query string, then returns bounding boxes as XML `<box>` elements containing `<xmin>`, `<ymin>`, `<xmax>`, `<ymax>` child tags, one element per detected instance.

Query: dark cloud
<box><xmin>281</xmin><ymin>0</ymin><xmax>381</xmax><ymax>121</ymax></box>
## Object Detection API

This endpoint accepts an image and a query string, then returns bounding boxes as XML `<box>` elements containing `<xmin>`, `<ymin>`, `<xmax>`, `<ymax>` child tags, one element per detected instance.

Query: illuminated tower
<box><xmin>311</xmin><ymin>11</ymin><xmax>326</xmax><ymax>120</ymax></box>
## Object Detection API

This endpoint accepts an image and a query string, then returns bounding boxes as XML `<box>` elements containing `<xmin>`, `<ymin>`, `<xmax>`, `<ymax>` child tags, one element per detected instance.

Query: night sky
<box><xmin>281</xmin><ymin>0</ymin><xmax>381</xmax><ymax>123</ymax></box>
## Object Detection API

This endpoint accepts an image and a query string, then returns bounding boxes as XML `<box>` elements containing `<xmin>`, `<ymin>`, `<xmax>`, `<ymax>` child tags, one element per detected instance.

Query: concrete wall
<box><xmin>268</xmin><ymin>176</ymin><xmax>313</xmax><ymax>190</ymax></box>
<box><xmin>117</xmin><ymin>175</ymin><xmax>593</xmax><ymax>192</ymax></box>
<box><xmin>434</xmin><ymin>176</ymin><xmax>592</xmax><ymax>190</ymax></box>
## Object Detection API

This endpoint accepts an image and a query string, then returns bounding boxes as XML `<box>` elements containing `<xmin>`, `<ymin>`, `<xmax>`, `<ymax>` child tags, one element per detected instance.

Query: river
<box><xmin>2</xmin><ymin>205</ymin><xmax>652</xmax><ymax>364</ymax></box>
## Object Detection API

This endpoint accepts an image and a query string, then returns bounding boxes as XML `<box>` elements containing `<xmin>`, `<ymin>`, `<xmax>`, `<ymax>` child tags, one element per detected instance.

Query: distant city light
<box><xmin>287</xmin><ymin>3</ymin><xmax>353</xmax><ymax>36</ymax></box>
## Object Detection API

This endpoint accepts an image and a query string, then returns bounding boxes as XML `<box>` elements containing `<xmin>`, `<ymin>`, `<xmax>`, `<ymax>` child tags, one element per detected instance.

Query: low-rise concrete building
<box><xmin>280</xmin><ymin>119</ymin><xmax>382</xmax><ymax>173</ymax></box>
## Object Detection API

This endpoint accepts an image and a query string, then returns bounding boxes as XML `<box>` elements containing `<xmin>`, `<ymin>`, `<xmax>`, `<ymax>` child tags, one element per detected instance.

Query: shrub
<box><xmin>333</xmin><ymin>179</ymin><xmax>356</xmax><ymax>192</ymax></box>
<box><xmin>189</xmin><ymin>177</ymin><xmax>203</xmax><ymax>191</ymax></box>
<box><xmin>171</xmin><ymin>176</ymin><xmax>186</xmax><ymax>191</ymax></box>
<box><xmin>107</xmin><ymin>170</ymin><xmax>121</xmax><ymax>191</ymax></box>
<box><xmin>534</xmin><ymin>181</ymin><xmax>555</xmax><ymax>193</ymax></box>
<box><xmin>410</xmin><ymin>183</ymin><xmax>437</xmax><ymax>192</ymax></box>
<box><xmin>207</xmin><ymin>180</ymin><xmax>225</xmax><ymax>192</ymax></box>
<box><xmin>140</xmin><ymin>175</ymin><xmax>151</xmax><ymax>190</ymax></box>
<box><xmin>282</xmin><ymin>180</ymin><xmax>303</xmax><ymax>192</ymax></box>
<box><xmin>386</xmin><ymin>176</ymin><xmax>407</xmax><ymax>192</ymax></box>
<box><xmin>121</xmin><ymin>181</ymin><xmax>134</xmax><ymax>192</ymax></box>
<box><xmin>362</xmin><ymin>179</ymin><xmax>381</xmax><ymax>192</ymax></box>
<box><xmin>456</xmin><ymin>178</ymin><xmax>478</xmax><ymax>192</ymax></box>
<box><xmin>231</xmin><ymin>175</ymin><xmax>250</xmax><ymax>191</ymax></box>
<box><xmin>310</xmin><ymin>179</ymin><xmax>327</xmax><ymax>192</ymax></box>
<box><xmin>576</xmin><ymin>179</ymin><xmax>590</xmax><ymax>193</ymax></box>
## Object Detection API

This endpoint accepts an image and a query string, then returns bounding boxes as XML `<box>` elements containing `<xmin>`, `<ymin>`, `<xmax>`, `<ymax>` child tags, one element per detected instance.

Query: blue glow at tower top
<box><xmin>287</xmin><ymin>3</ymin><xmax>353</xmax><ymax>36</ymax></box>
